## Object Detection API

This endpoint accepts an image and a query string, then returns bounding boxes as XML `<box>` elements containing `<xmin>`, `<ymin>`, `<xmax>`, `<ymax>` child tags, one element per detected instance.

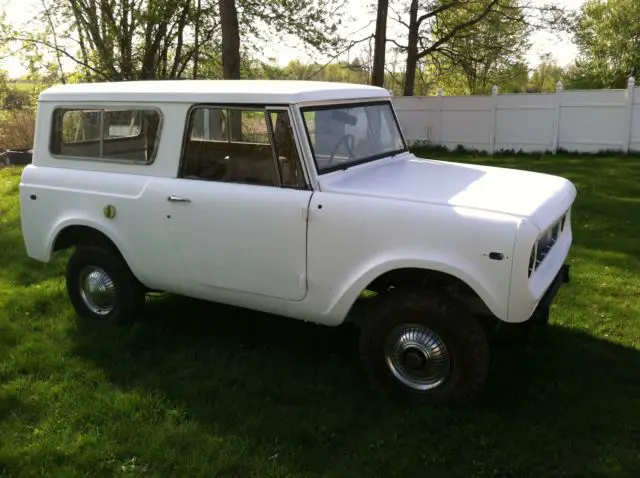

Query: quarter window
<box><xmin>50</xmin><ymin>108</ymin><xmax>162</xmax><ymax>163</ymax></box>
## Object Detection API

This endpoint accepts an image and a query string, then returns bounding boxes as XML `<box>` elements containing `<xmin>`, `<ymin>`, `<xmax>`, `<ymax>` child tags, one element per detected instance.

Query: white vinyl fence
<box><xmin>392</xmin><ymin>77</ymin><xmax>640</xmax><ymax>154</ymax></box>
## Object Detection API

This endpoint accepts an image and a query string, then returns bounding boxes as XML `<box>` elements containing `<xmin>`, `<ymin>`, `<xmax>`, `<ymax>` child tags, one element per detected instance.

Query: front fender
<box><xmin>324</xmin><ymin>252</ymin><xmax>510</xmax><ymax>323</ymax></box>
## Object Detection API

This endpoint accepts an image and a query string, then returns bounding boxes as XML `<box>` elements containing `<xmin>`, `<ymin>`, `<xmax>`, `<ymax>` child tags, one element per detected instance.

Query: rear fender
<box><xmin>47</xmin><ymin>217</ymin><xmax>148</xmax><ymax>285</ymax></box>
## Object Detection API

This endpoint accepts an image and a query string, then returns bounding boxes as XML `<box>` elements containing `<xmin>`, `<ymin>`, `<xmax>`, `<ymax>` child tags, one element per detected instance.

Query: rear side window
<box><xmin>50</xmin><ymin>108</ymin><xmax>162</xmax><ymax>163</ymax></box>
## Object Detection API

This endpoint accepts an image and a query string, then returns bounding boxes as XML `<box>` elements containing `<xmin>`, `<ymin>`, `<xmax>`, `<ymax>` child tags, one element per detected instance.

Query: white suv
<box><xmin>19</xmin><ymin>80</ymin><xmax>576</xmax><ymax>404</ymax></box>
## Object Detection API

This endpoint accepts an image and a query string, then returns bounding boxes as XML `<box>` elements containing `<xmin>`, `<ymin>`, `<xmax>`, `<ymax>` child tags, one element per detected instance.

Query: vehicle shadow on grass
<box><xmin>68</xmin><ymin>293</ymin><xmax>640</xmax><ymax>477</ymax></box>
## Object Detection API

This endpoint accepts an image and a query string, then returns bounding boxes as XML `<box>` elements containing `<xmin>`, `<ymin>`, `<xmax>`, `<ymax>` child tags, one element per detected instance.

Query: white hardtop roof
<box><xmin>39</xmin><ymin>79</ymin><xmax>391</xmax><ymax>104</ymax></box>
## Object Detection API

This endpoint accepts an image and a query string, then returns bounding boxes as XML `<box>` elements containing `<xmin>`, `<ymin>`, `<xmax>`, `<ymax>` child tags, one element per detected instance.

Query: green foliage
<box><xmin>500</xmin><ymin>61</ymin><xmax>530</xmax><ymax>93</ymax></box>
<box><xmin>569</xmin><ymin>0</ymin><xmax>640</xmax><ymax>88</ymax></box>
<box><xmin>390</xmin><ymin>0</ymin><xmax>542</xmax><ymax>95</ymax></box>
<box><xmin>430</xmin><ymin>0</ymin><xmax>531</xmax><ymax>94</ymax></box>
<box><xmin>527</xmin><ymin>53</ymin><xmax>566</xmax><ymax>92</ymax></box>
<box><xmin>239</xmin><ymin>0</ymin><xmax>345</xmax><ymax>53</ymax></box>
<box><xmin>0</xmin><ymin>108</ymin><xmax>36</xmax><ymax>149</ymax></box>
<box><xmin>0</xmin><ymin>72</ymin><xmax>41</xmax><ymax>111</ymax></box>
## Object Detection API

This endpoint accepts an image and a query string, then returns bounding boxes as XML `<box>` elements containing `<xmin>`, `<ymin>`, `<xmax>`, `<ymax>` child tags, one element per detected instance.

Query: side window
<box><xmin>232</xmin><ymin>110</ymin><xmax>270</xmax><ymax>144</ymax></box>
<box><xmin>51</xmin><ymin>108</ymin><xmax>161</xmax><ymax>163</ymax></box>
<box><xmin>60</xmin><ymin>109</ymin><xmax>101</xmax><ymax>143</ymax></box>
<box><xmin>181</xmin><ymin>107</ymin><xmax>277</xmax><ymax>186</ymax></box>
<box><xmin>104</xmin><ymin>110</ymin><xmax>142</xmax><ymax>139</ymax></box>
<box><xmin>189</xmin><ymin>108</ymin><xmax>228</xmax><ymax>142</ymax></box>
<box><xmin>268</xmin><ymin>110</ymin><xmax>306</xmax><ymax>189</ymax></box>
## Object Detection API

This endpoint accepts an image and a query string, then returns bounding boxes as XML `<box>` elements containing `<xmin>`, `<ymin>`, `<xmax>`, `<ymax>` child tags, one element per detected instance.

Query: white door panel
<box><xmin>160</xmin><ymin>178</ymin><xmax>311</xmax><ymax>301</ymax></box>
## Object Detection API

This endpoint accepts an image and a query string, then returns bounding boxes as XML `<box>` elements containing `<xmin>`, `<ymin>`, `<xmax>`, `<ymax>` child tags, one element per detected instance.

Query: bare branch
<box><xmin>306</xmin><ymin>34</ymin><xmax>374</xmax><ymax>79</ymax></box>
<box><xmin>6</xmin><ymin>36</ymin><xmax>108</xmax><ymax>77</ymax></box>
<box><xmin>416</xmin><ymin>0</ymin><xmax>501</xmax><ymax>60</ymax></box>
<box><xmin>387</xmin><ymin>38</ymin><xmax>408</xmax><ymax>50</ymax></box>
<box><xmin>40</xmin><ymin>0</ymin><xmax>67</xmax><ymax>83</ymax></box>
<box><xmin>416</xmin><ymin>1</ymin><xmax>460</xmax><ymax>29</ymax></box>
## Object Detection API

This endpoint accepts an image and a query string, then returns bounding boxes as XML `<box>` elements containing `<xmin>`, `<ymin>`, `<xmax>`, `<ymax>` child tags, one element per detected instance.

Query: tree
<box><xmin>8</xmin><ymin>0</ymin><xmax>221</xmax><ymax>81</ymax></box>
<box><xmin>434</xmin><ymin>0</ymin><xmax>530</xmax><ymax>94</ymax></box>
<box><xmin>397</xmin><ymin>0</ymin><xmax>507</xmax><ymax>96</ymax></box>
<box><xmin>499</xmin><ymin>61</ymin><xmax>529</xmax><ymax>93</ymax></box>
<box><xmin>372</xmin><ymin>0</ymin><xmax>389</xmax><ymax>87</ymax></box>
<box><xmin>527</xmin><ymin>52</ymin><xmax>565</xmax><ymax>92</ymax></box>
<box><xmin>570</xmin><ymin>0</ymin><xmax>640</xmax><ymax>88</ymax></box>
<box><xmin>2</xmin><ymin>0</ymin><xmax>346</xmax><ymax>82</ymax></box>
<box><xmin>388</xmin><ymin>0</ymin><xmax>563</xmax><ymax>96</ymax></box>
<box><xmin>217</xmin><ymin>0</ymin><xmax>346</xmax><ymax>82</ymax></box>
<box><xmin>219</xmin><ymin>0</ymin><xmax>240</xmax><ymax>80</ymax></box>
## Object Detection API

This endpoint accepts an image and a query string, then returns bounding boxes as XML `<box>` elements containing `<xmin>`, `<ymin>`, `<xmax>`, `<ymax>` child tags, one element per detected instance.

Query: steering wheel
<box><xmin>327</xmin><ymin>134</ymin><xmax>356</xmax><ymax>167</ymax></box>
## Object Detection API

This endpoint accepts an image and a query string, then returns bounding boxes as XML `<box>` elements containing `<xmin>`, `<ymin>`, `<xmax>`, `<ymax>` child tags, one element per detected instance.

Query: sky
<box><xmin>0</xmin><ymin>0</ymin><xmax>585</xmax><ymax>79</ymax></box>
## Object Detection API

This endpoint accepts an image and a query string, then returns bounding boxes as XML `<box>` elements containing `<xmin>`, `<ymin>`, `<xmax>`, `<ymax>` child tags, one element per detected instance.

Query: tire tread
<box><xmin>359</xmin><ymin>287</ymin><xmax>489</xmax><ymax>405</ymax></box>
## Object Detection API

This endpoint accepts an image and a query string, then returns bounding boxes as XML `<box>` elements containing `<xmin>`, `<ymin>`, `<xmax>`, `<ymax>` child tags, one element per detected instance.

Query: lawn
<box><xmin>1</xmin><ymin>154</ymin><xmax>639</xmax><ymax>477</ymax></box>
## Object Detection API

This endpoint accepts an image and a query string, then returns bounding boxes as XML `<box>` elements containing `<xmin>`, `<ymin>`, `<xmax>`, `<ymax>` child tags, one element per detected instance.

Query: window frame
<box><xmin>298</xmin><ymin>99</ymin><xmax>409</xmax><ymax>175</ymax></box>
<box><xmin>178</xmin><ymin>103</ymin><xmax>310</xmax><ymax>190</ymax></box>
<box><xmin>48</xmin><ymin>104</ymin><xmax>164</xmax><ymax>165</ymax></box>
<box><xmin>265</xmin><ymin>106</ymin><xmax>312</xmax><ymax>190</ymax></box>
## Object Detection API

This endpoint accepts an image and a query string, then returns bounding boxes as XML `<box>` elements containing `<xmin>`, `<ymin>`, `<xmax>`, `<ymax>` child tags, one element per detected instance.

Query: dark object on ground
<box><xmin>0</xmin><ymin>148</ymin><xmax>33</xmax><ymax>166</ymax></box>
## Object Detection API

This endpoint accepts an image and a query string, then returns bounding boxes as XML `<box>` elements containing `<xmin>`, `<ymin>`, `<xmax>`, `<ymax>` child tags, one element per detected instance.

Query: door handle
<box><xmin>167</xmin><ymin>195</ymin><xmax>191</xmax><ymax>203</ymax></box>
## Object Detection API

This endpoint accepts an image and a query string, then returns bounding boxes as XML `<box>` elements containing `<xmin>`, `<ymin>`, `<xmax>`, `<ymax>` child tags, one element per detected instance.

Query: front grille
<box><xmin>528</xmin><ymin>210</ymin><xmax>569</xmax><ymax>277</ymax></box>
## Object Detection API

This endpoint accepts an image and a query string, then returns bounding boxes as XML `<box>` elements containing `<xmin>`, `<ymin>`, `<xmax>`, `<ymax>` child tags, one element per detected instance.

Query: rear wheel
<box><xmin>359</xmin><ymin>287</ymin><xmax>489</xmax><ymax>405</ymax></box>
<box><xmin>66</xmin><ymin>246</ymin><xmax>145</xmax><ymax>325</ymax></box>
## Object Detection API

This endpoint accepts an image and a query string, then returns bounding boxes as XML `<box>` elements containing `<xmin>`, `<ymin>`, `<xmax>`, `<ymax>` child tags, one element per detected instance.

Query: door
<box><xmin>163</xmin><ymin>105</ymin><xmax>312</xmax><ymax>301</ymax></box>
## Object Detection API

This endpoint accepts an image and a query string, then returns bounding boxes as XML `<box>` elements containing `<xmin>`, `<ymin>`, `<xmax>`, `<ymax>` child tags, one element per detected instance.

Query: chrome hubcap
<box><xmin>78</xmin><ymin>266</ymin><xmax>117</xmax><ymax>316</ymax></box>
<box><xmin>385</xmin><ymin>323</ymin><xmax>451</xmax><ymax>391</ymax></box>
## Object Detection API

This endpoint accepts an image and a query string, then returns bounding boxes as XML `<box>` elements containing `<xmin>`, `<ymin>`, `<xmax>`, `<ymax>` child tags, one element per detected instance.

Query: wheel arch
<box><xmin>53</xmin><ymin>224</ymin><xmax>122</xmax><ymax>256</ymax></box>
<box><xmin>365</xmin><ymin>267</ymin><xmax>476</xmax><ymax>293</ymax></box>
<box><xmin>49</xmin><ymin>221</ymin><xmax>148</xmax><ymax>288</ymax></box>
<box><xmin>332</xmin><ymin>259</ymin><xmax>507</xmax><ymax>325</ymax></box>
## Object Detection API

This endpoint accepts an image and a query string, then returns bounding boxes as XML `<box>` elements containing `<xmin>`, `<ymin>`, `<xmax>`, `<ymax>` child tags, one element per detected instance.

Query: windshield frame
<box><xmin>298</xmin><ymin>99</ymin><xmax>409</xmax><ymax>175</ymax></box>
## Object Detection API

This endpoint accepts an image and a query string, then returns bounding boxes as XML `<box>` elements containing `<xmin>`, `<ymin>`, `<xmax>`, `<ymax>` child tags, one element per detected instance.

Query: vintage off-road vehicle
<box><xmin>19</xmin><ymin>80</ymin><xmax>576</xmax><ymax>404</ymax></box>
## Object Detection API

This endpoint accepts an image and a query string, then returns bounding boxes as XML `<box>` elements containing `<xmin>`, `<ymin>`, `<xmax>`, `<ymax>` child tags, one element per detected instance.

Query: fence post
<box><xmin>489</xmin><ymin>85</ymin><xmax>498</xmax><ymax>155</ymax></box>
<box><xmin>625</xmin><ymin>76</ymin><xmax>635</xmax><ymax>154</ymax></box>
<box><xmin>437</xmin><ymin>87</ymin><xmax>444</xmax><ymax>147</ymax></box>
<box><xmin>552</xmin><ymin>80</ymin><xmax>564</xmax><ymax>153</ymax></box>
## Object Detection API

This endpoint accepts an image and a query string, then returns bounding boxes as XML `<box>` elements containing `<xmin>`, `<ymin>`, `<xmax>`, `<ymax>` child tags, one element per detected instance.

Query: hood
<box><xmin>318</xmin><ymin>153</ymin><xmax>577</xmax><ymax>231</ymax></box>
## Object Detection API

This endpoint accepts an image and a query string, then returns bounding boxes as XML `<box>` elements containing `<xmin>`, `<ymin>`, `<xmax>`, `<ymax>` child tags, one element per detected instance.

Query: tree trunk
<box><xmin>403</xmin><ymin>0</ymin><xmax>419</xmax><ymax>96</ymax></box>
<box><xmin>219</xmin><ymin>0</ymin><xmax>241</xmax><ymax>80</ymax></box>
<box><xmin>371</xmin><ymin>0</ymin><xmax>388</xmax><ymax>87</ymax></box>
<box><xmin>219</xmin><ymin>0</ymin><xmax>241</xmax><ymax>138</ymax></box>
<box><xmin>193</xmin><ymin>0</ymin><xmax>201</xmax><ymax>78</ymax></box>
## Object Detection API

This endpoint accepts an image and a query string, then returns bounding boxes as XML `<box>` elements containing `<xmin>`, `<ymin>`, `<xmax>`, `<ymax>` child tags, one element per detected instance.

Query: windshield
<box><xmin>300</xmin><ymin>101</ymin><xmax>407</xmax><ymax>174</ymax></box>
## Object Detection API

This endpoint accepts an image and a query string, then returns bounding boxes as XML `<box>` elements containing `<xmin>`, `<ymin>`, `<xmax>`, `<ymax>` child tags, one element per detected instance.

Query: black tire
<box><xmin>66</xmin><ymin>245</ymin><xmax>145</xmax><ymax>326</ymax></box>
<box><xmin>358</xmin><ymin>287</ymin><xmax>490</xmax><ymax>405</ymax></box>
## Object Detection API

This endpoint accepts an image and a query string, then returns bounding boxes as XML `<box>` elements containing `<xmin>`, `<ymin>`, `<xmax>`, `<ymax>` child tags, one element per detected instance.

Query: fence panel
<box><xmin>392</xmin><ymin>77</ymin><xmax>639</xmax><ymax>154</ymax></box>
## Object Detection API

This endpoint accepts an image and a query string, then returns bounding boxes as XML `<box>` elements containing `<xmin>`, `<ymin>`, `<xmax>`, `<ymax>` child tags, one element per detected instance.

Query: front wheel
<box><xmin>358</xmin><ymin>288</ymin><xmax>489</xmax><ymax>405</ymax></box>
<box><xmin>66</xmin><ymin>246</ymin><xmax>146</xmax><ymax>325</ymax></box>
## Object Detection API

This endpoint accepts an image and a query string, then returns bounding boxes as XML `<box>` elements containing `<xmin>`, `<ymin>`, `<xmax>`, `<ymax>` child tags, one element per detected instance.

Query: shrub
<box><xmin>0</xmin><ymin>109</ymin><xmax>36</xmax><ymax>150</ymax></box>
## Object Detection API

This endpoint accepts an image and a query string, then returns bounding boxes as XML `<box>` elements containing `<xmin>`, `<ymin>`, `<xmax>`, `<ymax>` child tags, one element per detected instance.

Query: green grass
<box><xmin>1</xmin><ymin>155</ymin><xmax>639</xmax><ymax>477</ymax></box>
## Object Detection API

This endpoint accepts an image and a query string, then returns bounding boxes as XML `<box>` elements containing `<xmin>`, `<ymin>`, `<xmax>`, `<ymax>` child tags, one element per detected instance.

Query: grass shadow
<box><xmin>67</xmin><ymin>293</ymin><xmax>640</xmax><ymax>477</ymax></box>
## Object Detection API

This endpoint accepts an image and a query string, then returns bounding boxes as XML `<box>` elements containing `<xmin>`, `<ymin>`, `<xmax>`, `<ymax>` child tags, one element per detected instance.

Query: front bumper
<box><xmin>529</xmin><ymin>264</ymin><xmax>570</xmax><ymax>325</ymax></box>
